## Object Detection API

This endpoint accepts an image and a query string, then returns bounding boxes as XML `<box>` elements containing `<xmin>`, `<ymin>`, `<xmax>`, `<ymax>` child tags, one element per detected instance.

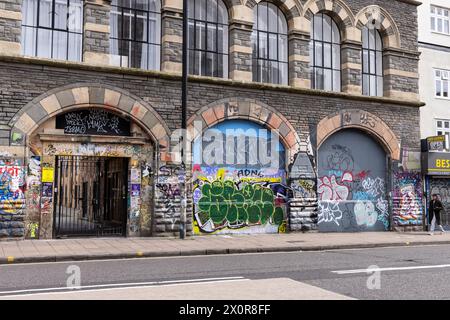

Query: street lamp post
<box><xmin>179</xmin><ymin>0</ymin><xmax>189</xmax><ymax>239</ymax></box>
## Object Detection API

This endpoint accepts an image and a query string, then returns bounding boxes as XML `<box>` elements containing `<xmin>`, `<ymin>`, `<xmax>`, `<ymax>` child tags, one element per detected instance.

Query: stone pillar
<box><xmin>341</xmin><ymin>41</ymin><xmax>362</xmax><ymax>95</ymax></box>
<box><xmin>289</xmin><ymin>31</ymin><xmax>311</xmax><ymax>89</ymax></box>
<box><xmin>0</xmin><ymin>0</ymin><xmax>22</xmax><ymax>55</ymax></box>
<box><xmin>229</xmin><ymin>21</ymin><xmax>253</xmax><ymax>82</ymax></box>
<box><xmin>383</xmin><ymin>49</ymin><xmax>420</xmax><ymax>102</ymax></box>
<box><xmin>83</xmin><ymin>0</ymin><xmax>111</xmax><ymax>65</ymax></box>
<box><xmin>161</xmin><ymin>1</ymin><xmax>182</xmax><ymax>74</ymax></box>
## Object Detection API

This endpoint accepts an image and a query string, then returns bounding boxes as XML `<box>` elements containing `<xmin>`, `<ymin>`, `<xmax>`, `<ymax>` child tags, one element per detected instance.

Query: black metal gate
<box><xmin>53</xmin><ymin>156</ymin><xmax>129</xmax><ymax>238</ymax></box>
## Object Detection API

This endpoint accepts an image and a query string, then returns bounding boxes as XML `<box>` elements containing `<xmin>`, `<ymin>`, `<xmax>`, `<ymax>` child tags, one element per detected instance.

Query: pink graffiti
<box><xmin>318</xmin><ymin>172</ymin><xmax>353</xmax><ymax>201</ymax></box>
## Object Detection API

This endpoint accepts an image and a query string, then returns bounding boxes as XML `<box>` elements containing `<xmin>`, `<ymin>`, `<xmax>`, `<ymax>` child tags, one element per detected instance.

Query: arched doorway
<box><xmin>192</xmin><ymin>120</ymin><xmax>291</xmax><ymax>235</ymax></box>
<box><xmin>9</xmin><ymin>84</ymin><xmax>171</xmax><ymax>239</ymax></box>
<box><xmin>317</xmin><ymin>129</ymin><xmax>389</xmax><ymax>232</ymax></box>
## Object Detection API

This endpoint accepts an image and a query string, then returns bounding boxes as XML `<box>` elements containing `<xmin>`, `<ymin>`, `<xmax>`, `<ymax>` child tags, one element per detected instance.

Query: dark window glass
<box><xmin>310</xmin><ymin>13</ymin><xmax>341</xmax><ymax>92</ymax></box>
<box><xmin>252</xmin><ymin>2</ymin><xmax>288</xmax><ymax>85</ymax></box>
<box><xmin>110</xmin><ymin>0</ymin><xmax>161</xmax><ymax>70</ymax></box>
<box><xmin>362</xmin><ymin>26</ymin><xmax>383</xmax><ymax>97</ymax></box>
<box><xmin>21</xmin><ymin>0</ymin><xmax>83</xmax><ymax>61</ymax></box>
<box><xmin>188</xmin><ymin>0</ymin><xmax>228</xmax><ymax>78</ymax></box>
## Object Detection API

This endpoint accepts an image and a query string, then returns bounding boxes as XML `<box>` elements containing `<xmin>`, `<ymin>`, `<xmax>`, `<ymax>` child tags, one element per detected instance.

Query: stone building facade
<box><xmin>0</xmin><ymin>0</ymin><xmax>424</xmax><ymax>239</ymax></box>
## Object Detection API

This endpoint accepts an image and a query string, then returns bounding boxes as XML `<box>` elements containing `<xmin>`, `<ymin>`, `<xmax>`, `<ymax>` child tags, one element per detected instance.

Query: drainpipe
<box><xmin>179</xmin><ymin>0</ymin><xmax>188</xmax><ymax>239</ymax></box>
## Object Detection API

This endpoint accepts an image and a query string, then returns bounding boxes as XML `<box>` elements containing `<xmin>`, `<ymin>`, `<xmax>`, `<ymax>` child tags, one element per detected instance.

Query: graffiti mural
<box><xmin>428</xmin><ymin>178</ymin><xmax>449</xmax><ymax>226</ymax></box>
<box><xmin>25</xmin><ymin>156</ymin><xmax>41</xmax><ymax>239</ymax></box>
<box><xmin>392</xmin><ymin>172</ymin><xmax>423</xmax><ymax>226</ymax></box>
<box><xmin>318</xmin><ymin>129</ymin><xmax>389</xmax><ymax>232</ymax></box>
<box><xmin>193</xmin><ymin>120</ymin><xmax>289</xmax><ymax>235</ymax></box>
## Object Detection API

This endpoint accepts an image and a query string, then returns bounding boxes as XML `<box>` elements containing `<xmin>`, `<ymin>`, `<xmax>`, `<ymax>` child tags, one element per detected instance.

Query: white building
<box><xmin>418</xmin><ymin>0</ymin><xmax>450</xmax><ymax>140</ymax></box>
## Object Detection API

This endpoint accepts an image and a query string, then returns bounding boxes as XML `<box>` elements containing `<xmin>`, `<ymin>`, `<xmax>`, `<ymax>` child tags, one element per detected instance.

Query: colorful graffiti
<box><xmin>291</xmin><ymin>179</ymin><xmax>316</xmax><ymax>200</ymax></box>
<box><xmin>0</xmin><ymin>159</ymin><xmax>26</xmax><ymax>238</ymax></box>
<box><xmin>44</xmin><ymin>142</ymin><xmax>141</xmax><ymax>158</ymax></box>
<box><xmin>25</xmin><ymin>156</ymin><xmax>41</xmax><ymax>239</ymax></box>
<box><xmin>318</xmin><ymin>129</ymin><xmax>390</xmax><ymax>232</ymax></box>
<box><xmin>392</xmin><ymin>172</ymin><xmax>423</xmax><ymax>226</ymax></box>
<box><xmin>193</xmin><ymin>166</ymin><xmax>289</xmax><ymax>234</ymax></box>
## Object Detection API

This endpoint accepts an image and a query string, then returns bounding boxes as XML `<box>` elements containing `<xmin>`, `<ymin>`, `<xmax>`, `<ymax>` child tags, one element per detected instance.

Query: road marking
<box><xmin>332</xmin><ymin>264</ymin><xmax>450</xmax><ymax>275</ymax></box>
<box><xmin>0</xmin><ymin>276</ymin><xmax>246</xmax><ymax>296</ymax></box>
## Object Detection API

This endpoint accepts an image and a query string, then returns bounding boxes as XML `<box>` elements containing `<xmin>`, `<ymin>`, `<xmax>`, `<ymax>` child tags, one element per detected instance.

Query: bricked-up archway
<box><xmin>187</xmin><ymin>98</ymin><xmax>302</xmax><ymax>162</ymax></box>
<box><xmin>9</xmin><ymin>83</ymin><xmax>171</xmax><ymax>153</ymax></box>
<box><xmin>316</xmin><ymin>109</ymin><xmax>401</xmax><ymax>161</ymax></box>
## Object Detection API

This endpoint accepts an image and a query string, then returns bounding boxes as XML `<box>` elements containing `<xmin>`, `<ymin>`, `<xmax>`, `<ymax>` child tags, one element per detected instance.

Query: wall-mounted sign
<box><xmin>56</xmin><ymin>109</ymin><xmax>131</xmax><ymax>136</ymax></box>
<box><xmin>427</xmin><ymin>135</ymin><xmax>446</xmax><ymax>151</ymax></box>
<box><xmin>422</xmin><ymin>152</ymin><xmax>450</xmax><ymax>175</ymax></box>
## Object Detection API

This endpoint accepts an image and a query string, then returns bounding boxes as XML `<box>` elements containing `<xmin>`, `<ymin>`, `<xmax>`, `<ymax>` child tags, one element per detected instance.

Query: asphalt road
<box><xmin>1</xmin><ymin>244</ymin><xmax>450</xmax><ymax>299</ymax></box>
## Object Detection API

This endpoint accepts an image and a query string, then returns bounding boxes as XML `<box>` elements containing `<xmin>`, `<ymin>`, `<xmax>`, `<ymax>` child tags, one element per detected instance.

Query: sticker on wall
<box><xmin>42</xmin><ymin>167</ymin><xmax>54</xmax><ymax>183</ymax></box>
<box><xmin>131</xmin><ymin>184</ymin><xmax>141</xmax><ymax>197</ymax></box>
<box><xmin>131</xmin><ymin>169</ymin><xmax>141</xmax><ymax>183</ymax></box>
<box><xmin>42</xmin><ymin>183</ymin><xmax>53</xmax><ymax>197</ymax></box>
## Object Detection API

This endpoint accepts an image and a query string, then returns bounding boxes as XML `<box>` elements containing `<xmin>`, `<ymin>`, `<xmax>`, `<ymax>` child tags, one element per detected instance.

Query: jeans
<box><xmin>430</xmin><ymin>215</ymin><xmax>445</xmax><ymax>233</ymax></box>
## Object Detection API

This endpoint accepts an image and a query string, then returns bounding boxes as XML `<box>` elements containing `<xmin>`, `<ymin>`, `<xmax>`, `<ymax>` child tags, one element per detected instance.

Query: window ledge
<box><xmin>0</xmin><ymin>54</ymin><xmax>426</xmax><ymax>108</ymax></box>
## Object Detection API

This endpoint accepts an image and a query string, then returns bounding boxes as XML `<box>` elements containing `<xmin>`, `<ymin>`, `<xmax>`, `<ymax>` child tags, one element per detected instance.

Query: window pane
<box><xmin>207</xmin><ymin>0</ymin><xmax>218</xmax><ymax>22</ymax></box>
<box><xmin>68</xmin><ymin>32</ymin><xmax>82</xmax><ymax>61</ymax></box>
<box><xmin>324</xmin><ymin>43</ymin><xmax>331</xmax><ymax>68</ymax></box>
<box><xmin>279</xmin><ymin>34</ymin><xmax>287</xmax><ymax>62</ymax></box>
<box><xmin>313</xmin><ymin>15</ymin><xmax>322</xmax><ymax>40</ymax></box>
<box><xmin>370</xmin><ymin>75</ymin><xmax>377</xmax><ymax>96</ymax></box>
<box><xmin>54</xmin><ymin>0</ymin><xmax>68</xmax><ymax>30</ymax></box>
<box><xmin>436</xmin><ymin>80</ymin><xmax>442</xmax><ymax>96</ymax></box>
<box><xmin>37</xmin><ymin>29</ymin><xmax>52</xmax><ymax>58</ymax></box>
<box><xmin>314</xmin><ymin>68</ymin><xmax>324</xmax><ymax>89</ymax></box>
<box><xmin>377</xmin><ymin>76</ymin><xmax>383</xmax><ymax>97</ymax></box>
<box><xmin>207</xmin><ymin>23</ymin><xmax>217</xmax><ymax>52</ymax></box>
<box><xmin>333</xmin><ymin>70</ymin><xmax>341</xmax><ymax>92</ymax></box>
<box><xmin>188</xmin><ymin>0</ymin><xmax>195</xmax><ymax>18</ymax></box>
<box><xmin>149</xmin><ymin>44</ymin><xmax>160</xmax><ymax>70</ymax></box>
<box><xmin>323</xmin><ymin>15</ymin><xmax>332</xmax><ymax>42</ymax></box>
<box><xmin>259</xmin><ymin>32</ymin><xmax>268</xmax><ymax>58</ymax></box>
<box><xmin>444</xmin><ymin>80</ymin><xmax>449</xmax><ymax>98</ymax></box>
<box><xmin>369</xmin><ymin>50</ymin><xmax>376</xmax><ymax>74</ymax></box>
<box><xmin>23</xmin><ymin>0</ymin><xmax>38</xmax><ymax>26</ymax></box>
<box><xmin>258</xmin><ymin>3</ymin><xmax>268</xmax><ymax>31</ymax></box>
<box><xmin>324</xmin><ymin>69</ymin><xmax>332</xmax><ymax>91</ymax></box>
<box><xmin>368</xmin><ymin>28</ymin><xmax>375</xmax><ymax>50</ymax></box>
<box><xmin>332</xmin><ymin>20</ymin><xmax>340</xmax><ymax>43</ymax></box>
<box><xmin>22</xmin><ymin>26</ymin><xmax>36</xmax><ymax>56</ymax></box>
<box><xmin>135</xmin><ymin>10</ymin><xmax>148</xmax><ymax>42</ymax></box>
<box><xmin>280</xmin><ymin>62</ymin><xmax>288</xmax><ymax>85</ymax></box>
<box><xmin>68</xmin><ymin>1</ymin><xmax>83</xmax><ymax>32</ymax></box>
<box><xmin>206</xmin><ymin>52</ymin><xmax>216</xmax><ymax>76</ymax></box>
<box><xmin>376</xmin><ymin>51</ymin><xmax>383</xmax><ymax>76</ymax></box>
<box><xmin>196</xmin><ymin>0</ymin><xmax>206</xmax><ymax>20</ymax></box>
<box><xmin>315</xmin><ymin>41</ymin><xmax>323</xmax><ymax>67</ymax></box>
<box><xmin>332</xmin><ymin>44</ymin><xmax>340</xmax><ymax>70</ymax></box>
<box><xmin>363</xmin><ymin>74</ymin><xmax>369</xmax><ymax>96</ymax></box>
<box><xmin>196</xmin><ymin>21</ymin><xmax>206</xmax><ymax>50</ymax></box>
<box><xmin>269</xmin><ymin>33</ymin><xmax>277</xmax><ymax>60</ymax></box>
<box><xmin>218</xmin><ymin>1</ymin><xmax>227</xmax><ymax>24</ymax></box>
<box><xmin>362</xmin><ymin>27</ymin><xmax>368</xmax><ymax>49</ymax></box>
<box><xmin>218</xmin><ymin>25</ymin><xmax>227</xmax><ymax>54</ymax></box>
<box><xmin>267</xmin><ymin>4</ymin><xmax>277</xmax><ymax>33</ymax></box>
<box><xmin>38</xmin><ymin>0</ymin><xmax>52</xmax><ymax>28</ymax></box>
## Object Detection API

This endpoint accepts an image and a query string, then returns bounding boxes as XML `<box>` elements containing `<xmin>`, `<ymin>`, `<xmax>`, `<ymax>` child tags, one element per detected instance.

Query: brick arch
<box><xmin>187</xmin><ymin>98</ymin><xmax>301</xmax><ymax>161</ymax></box>
<box><xmin>301</xmin><ymin>0</ymin><xmax>356</xmax><ymax>40</ymax></box>
<box><xmin>244</xmin><ymin>0</ymin><xmax>303</xmax><ymax>21</ymax></box>
<box><xmin>9</xmin><ymin>83</ymin><xmax>171</xmax><ymax>148</ymax></box>
<box><xmin>316</xmin><ymin>109</ymin><xmax>401</xmax><ymax>161</ymax></box>
<box><xmin>355</xmin><ymin>5</ymin><xmax>401</xmax><ymax>49</ymax></box>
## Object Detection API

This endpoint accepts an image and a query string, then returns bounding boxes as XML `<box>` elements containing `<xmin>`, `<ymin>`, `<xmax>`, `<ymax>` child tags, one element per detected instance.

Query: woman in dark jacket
<box><xmin>429</xmin><ymin>194</ymin><xmax>446</xmax><ymax>235</ymax></box>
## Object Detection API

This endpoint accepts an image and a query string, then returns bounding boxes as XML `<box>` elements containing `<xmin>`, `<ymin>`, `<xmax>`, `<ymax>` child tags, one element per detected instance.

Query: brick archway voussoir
<box><xmin>317</xmin><ymin>109</ymin><xmax>401</xmax><ymax>161</ymax></box>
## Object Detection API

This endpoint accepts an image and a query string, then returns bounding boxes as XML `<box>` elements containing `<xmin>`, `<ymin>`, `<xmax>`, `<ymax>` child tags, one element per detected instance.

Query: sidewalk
<box><xmin>1</xmin><ymin>231</ymin><xmax>450</xmax><ymax>264</ymax></box>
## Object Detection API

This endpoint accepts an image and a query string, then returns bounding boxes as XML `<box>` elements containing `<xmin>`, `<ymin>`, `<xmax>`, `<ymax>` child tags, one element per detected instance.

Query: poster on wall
<box><xmin>42</xmin><ymin>167</ymin><xmax>54</xmax><ymax>183</ymax></box>
<box><xmin>42</xmin><ymin>183</ymin><xmax>53</xmax><ymax>197</ymax></box>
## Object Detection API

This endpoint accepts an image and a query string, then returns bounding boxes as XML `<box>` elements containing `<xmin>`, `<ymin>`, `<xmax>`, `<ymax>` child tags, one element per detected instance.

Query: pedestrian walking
<box><xmin>429</xmin><ymin>194</ymin><xmax>446</xmax><ymax>235</ymax></box>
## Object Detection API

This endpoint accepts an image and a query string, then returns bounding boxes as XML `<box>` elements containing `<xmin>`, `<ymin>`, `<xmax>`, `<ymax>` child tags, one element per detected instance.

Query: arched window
<box><xmin>188</xmin><ymin>0</ymin><xmax>229</xmax><ymax>78</ymax></box>
<box><xmin>310</xmin><ymin>13</ymin><xmax>341</xmax><ymax>92</ymax></box>
<box><xmin>110</xmin><ymin>0</ymin><xmax>161</xmax><ymax>70</ymax></box>
<box><xmin>362</xmin><ymin>26</ymin><xmax>383</xmax><ymax>97</ymax></box>
<box><xmin>21</xmin><ymin>0</ymin><xmax>83</xmax><ymax>61</ymax></box>
<box><xmin>251</xmin><ymin>2</ymin><xmax>288</xmax><ymax>85</ymax></box>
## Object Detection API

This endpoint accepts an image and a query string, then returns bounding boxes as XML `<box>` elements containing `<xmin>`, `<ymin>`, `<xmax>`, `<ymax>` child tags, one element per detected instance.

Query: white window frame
<box><xmin>431</xmin><ymin>5</ymin><xmax>450</xmax><ymax>35</ymax></box>
<box><xmin>435</xmin><ymin>69</ymin><xmax>450</xmax><ymax>99</ymax></box>
<box><xmin>436</xmin><ymin>120</ymin><xmax>450</xmax><ymax>145</ymax></box>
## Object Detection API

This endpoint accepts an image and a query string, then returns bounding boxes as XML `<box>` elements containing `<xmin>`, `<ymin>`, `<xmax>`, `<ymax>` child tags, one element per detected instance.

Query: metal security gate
<box><xmin>53</xmin><ymin>156</ymin><xmax>128</xmax><ymax>238</ymax></box>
